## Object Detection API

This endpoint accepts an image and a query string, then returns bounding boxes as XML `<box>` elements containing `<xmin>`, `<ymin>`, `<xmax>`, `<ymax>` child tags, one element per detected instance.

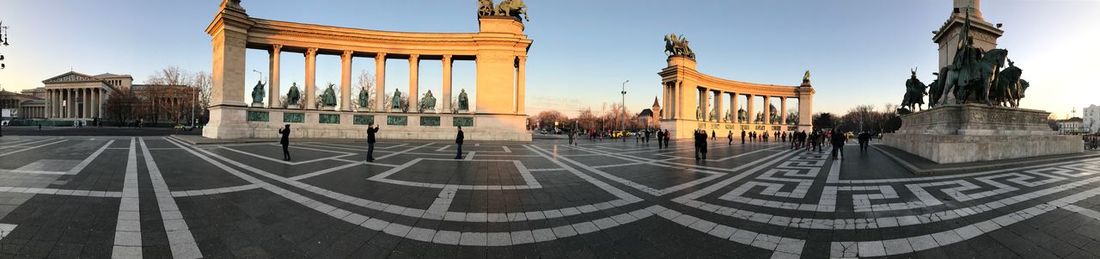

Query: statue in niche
<box><xmin>696</xmin><ymin>107</ymin><xmax>703</xmax><ymax>120</ymax></box>
<box><xmin>320</xmin><ymin>83</ymin><xmax>338</xmax><ymax>107</ymax></box>
<box><xmin>725</xmin><ymin>110</ymin><xmax>732</xmax><ymax>122</ymax></box>
<box><xmin>709</xmin><ymin>107</ymin><xmax>717</xmax><ymax>122</ymax></box>
<box><xmin>287</xmin><ymin>82</ymin><xmax>301</xmax><ymax>107</ymax></box>
<box><xmin>737</xmin><ymin>108</ymin><xmax>747</xmax><ymax>123</ymax></box>
<box><xmin>250</xmin><ymin>80</ymin><xmax>265</xmax><ymax>106</ymax></box>
<box><xmin>357</xmin><ymin>88</ymin><xmax>369</xmax><ymax>110</ymax></box>
<box><xmin>769</xmin><ymin>104</ymin><xmax>780</xmax><ymax>124</ymax></box>
<box><xmin>391</xmin><ymin>89</ymin><xmax>403</xmax><ymax>110</ymax></box>
<box><xmin>457</xmin><ymin>89</ymin><xmax>470</xmax><ymax>111</ymax></box>
<box><xmin>420</xmin><ymin>90</ymin><xmax>437</xmax><ymax>112</ymax></box>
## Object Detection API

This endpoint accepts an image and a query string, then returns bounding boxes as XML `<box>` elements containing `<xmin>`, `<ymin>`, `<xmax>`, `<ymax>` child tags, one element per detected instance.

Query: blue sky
<box><xmin>1</xmin><ymin>0</ymin><xmax>1097</xmax><ymax>117</ymax></box>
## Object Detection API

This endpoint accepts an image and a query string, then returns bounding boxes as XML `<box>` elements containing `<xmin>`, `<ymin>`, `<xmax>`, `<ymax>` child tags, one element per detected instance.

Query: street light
<box><xmin>621</xmin><ymin>80</ymin><xmax>629</xmax><ymax>142</ymax></box>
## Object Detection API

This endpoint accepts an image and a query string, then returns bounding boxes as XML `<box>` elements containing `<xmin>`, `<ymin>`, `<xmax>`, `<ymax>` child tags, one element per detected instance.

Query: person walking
<box><xmin>831</xmin><ymin>128</ymin><xmax>848</xmax><ymax>160</ymax></box>
<box><xmin>663</xmin><ymin>129</ymin><xmax>670</xmax><ymax>147</ymax></box>
<box><xmin>278</xmin><ymin>124</ymin><xmax>292</xmax><ymax>161</ymax></box>
<box><xmin>741</xmin><ymin>130</ymin><xmax>746</xmax><ymax>144</ymax></box>
<box><xmin>763</xmin><ymin>131</ymin><xmax>769</xmax><ymax>142</ymax></box>
<box><xmin>455</xmin><ymin>126</ymin><xmax>465</xmax><ymax>159</ymax></box>
<box><xmin>727</xmin><ymin>130</ymin><xmax>733</xmax><ymax>145</ymax></box>
<box><xmin>711</xmin><ymin>130</ymin><xmax>717</xmax><ymax>141</ymax></box>
<box><xmin>857</xmin><ymin>131</ymin><xmax>871</xmax><ymax>152</ymax></box>
<box><xmin>366</xmin><ymin>124</ymin><xmax>380</xmax><ymax>161</ymax></box>
<box><xmin>568</xmin><ymin>130</ymin><xmax>576</xmax><ymax>146</ymax></box>
<box><xmin>657</xmin><ymin>130</ymin><xmax>665</xmax><ymax>148</ymax></box>
<box><xmin>644</xmin><ymin>129</ymin><xmax>651</xmax><ymax>144</ymax></box>
<box><xmin>694</xmin><ymin>129</ymin><xmax>708</xmax><ymax>160</ymax></box>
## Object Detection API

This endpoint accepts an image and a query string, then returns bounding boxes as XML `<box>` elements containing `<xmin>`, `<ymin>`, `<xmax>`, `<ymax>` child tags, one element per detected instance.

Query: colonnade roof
<box><xmin>244</xmin><ymin>17</ymin><xmax>529</xmax><ymax>61</ymax></box>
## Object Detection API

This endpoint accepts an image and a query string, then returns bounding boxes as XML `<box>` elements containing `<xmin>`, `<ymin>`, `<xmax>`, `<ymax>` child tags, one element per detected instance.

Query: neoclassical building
<box><xmin>40</xmin><ymin>71</ymin><xmax>128</xmax><ymax>122</ymax></box>
<box><xmin>204</xmin><ymin>0</ymin><xmax>532</xmax><ymax>140</ymax></box>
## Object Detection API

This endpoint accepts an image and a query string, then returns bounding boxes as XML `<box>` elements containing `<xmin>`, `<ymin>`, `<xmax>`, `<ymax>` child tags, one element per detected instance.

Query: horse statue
<box><xmin>495</xmin><ymin>0</ymin><xmax>529</xmax><ymax>21</ymax></box>
<box><xmin>938</xmin><ymin>48</ymin><xmax>1008</xmax><ymax>106</ymax></box>
<box><xmin>664</xmin><ymin>34</ymin><xmax>695</xmax><ymax>59</ymax></box>
<box><xmin>927</xmin><ymin>72</ymin><xmax>943</xmax><ymax>108</ymax></box>
<box><xmin>992</xmin><ymin>59</ymin><xmax>1024</xmax><ymax>107</ymax></box>
<box><xmin>902</xmin><ymin>69</ymin><xmax>927</xmax><ymax>111</ymax></box>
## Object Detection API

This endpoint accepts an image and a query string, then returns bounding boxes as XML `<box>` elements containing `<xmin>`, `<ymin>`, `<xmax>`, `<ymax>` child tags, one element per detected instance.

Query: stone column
<box><xmin>780</xmin><ymin>97</ymin><xmax>788</xmax><ymax>126</ymax></box>
<box><xmin>674</xmin><ymin>81</ymin><xmax>683</xmax><ymax>119</ymax></box>
<box><xmin>408</xmin><ymin>54</ymin><xmax>420</xmax><ymax>111</ymax></box>
<box><xmin>763</xmin><ymin>96</ymin><xmax>771</xmax><ymax>125</ymax></box>
<box><xmin>268</xmin><ymin>44</ymin><xmax>282</xmax><ymax>108</ymax></box>
<box><xmin>340</xmin><ymin>50</ymin><xmax>353</xmax><ymax>111</ymax></box>
<box><xmin>45</xmin><ymin>90</ymin><xmax>51</xmax><ymax>118</ymax></box>
<box><xmin>442</xmin><ymin>54</ymin><xmax>453</xmax><ymax>112</ymax></box>
<box><xmin>374</xmin><ymin>53</ymin><xmax>387</xmax><ymax>111</ymax></box>
<box><xmin>304</xmin><ymin>48</ymin><xmax>318</xmax><ymax>109</ymax></box>
<box><xmin>516</xmin><ymin>56</ymin><xmax>526</xmax><ymax>114</ymax></box>
<box><xmin>746</xmin><ymin>94</ymin><xmax>755</xmax><ymax>124</ymax></box>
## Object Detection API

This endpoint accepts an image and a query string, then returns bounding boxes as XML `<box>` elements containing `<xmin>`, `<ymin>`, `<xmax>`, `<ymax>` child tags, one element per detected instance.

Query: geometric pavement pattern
<box><xmin>0</xmin><ymin>136</ymin><xmax>1099</xmax><ymax>258</ymax></box>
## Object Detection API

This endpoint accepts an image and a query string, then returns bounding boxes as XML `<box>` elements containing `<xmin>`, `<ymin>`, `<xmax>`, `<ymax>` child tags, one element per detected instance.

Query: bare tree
<box><xmin>357</xmin><ymin>70</ymin><xmax>375</xmax><ymax>108</ymax></box>
<box><xmin>193</xmin><ymin>71</ymin><xmax>212</xmax><ymax>109</ymax></box>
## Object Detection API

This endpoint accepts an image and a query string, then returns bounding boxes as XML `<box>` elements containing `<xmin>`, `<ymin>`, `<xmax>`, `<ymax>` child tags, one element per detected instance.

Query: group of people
<box><xmin>277</xmin><ymin>124</ymin><xmax>466</xmax><ymax>162</ymax></box>
<box><xmin>1086</xmin><ymin>135</ymin><xmax>1099</xmax><ymax>150</ymax></box>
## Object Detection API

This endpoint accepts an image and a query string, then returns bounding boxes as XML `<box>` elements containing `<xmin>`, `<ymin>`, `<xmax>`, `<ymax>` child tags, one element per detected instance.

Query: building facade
<box><xmin>1058</xmin><ymin>117</ymin><xmax>1085</xmax><ymax>135</ymax></box>
<box><xmin>1084</xmin><ymin>104</ymin><xmax>1100</xmax><ymax>134</ymax></box>
<box><xmin>41</xmin><ymin>71</ymin><xmax>126</xmax><ymax>122</ymax></box>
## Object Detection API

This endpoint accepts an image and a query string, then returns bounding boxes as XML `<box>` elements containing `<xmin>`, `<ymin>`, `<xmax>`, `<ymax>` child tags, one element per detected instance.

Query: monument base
<box><xmin>883</xmin><ymin>104</ymin><xmax>1082</xmax><ymax>164</ymax></box>
<box><xmin>659</xmin><ymin>118</ymin><xmax>806</xmax><ymax>139</ymax></box>
<box><xmin>203</xmin><ymin>106</ymin><xmax>531</xmax><ymax>141</ymax></box>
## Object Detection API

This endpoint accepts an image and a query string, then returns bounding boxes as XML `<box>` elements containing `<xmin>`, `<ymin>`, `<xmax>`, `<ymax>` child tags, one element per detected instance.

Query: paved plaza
<box><xmin>0</xmin><ymin>136</ymin><xmax>1099</xmax><ymax>258</ymax></box>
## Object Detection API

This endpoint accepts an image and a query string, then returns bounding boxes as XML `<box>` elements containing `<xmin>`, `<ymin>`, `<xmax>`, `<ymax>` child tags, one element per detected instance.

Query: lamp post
<box><xmin>620</xmin><ymin>80</ymin><xmax>629</xmax><ymax>141</ymax></box>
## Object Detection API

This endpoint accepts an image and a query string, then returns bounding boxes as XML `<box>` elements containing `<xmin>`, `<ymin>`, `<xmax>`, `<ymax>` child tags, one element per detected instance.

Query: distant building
<box><xmin>1057</xmin><ymin>117</ymin><xmax>1085</xmax><ymax>135</ymax></box>
<box><xmin>0</xmin><ymin>89</ymin><xmax>44</xmax><ymax>119</ymax></box>
<box><xmin>41</xmin><ymin>71</ymin><xmax>127</xmax><ymax>122</ymax></box>
<box><xmin>1085</xmin><ymin>105</ymin><xmax>1100</xmax><ymax>134</ymax></box>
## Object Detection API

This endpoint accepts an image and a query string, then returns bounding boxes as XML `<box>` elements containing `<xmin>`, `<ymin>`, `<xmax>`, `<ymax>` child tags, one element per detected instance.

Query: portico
<box><xmin>204</xmin><ymin>0</ymin><xmax>532</xmax><ymax>141</ymax></box>
<box><xmin>658</xmin><ymin>55</ymin><xmax>814</xmax><ymax>139</ymax></box>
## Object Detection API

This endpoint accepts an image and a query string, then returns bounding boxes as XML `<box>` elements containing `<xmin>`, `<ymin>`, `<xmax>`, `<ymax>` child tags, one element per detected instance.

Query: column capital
<box><xmin>376</xmin><ymin>52</ymin><xmax>387</xmax><ymax>59</ymax></box>
<box><xmin>408</xmin><ymin>54</ymin><xmax>420</xmax><ymax>61</ymax></box>
<box><xmin>305</xmin><ymin>47</ymin><xmax>318</xmax><ymax>56</ymax></box>
<box><xmin>271</xmin><ymin>44</ymin><xmax>283</xmax><ymax>52</ymax></box>
<box><xmin>342</xmin><ymin>50</ymin><xmax>354</xmax><ymax>58</ymax></box>
<box><xmin>517</xmin><ymin>55</ymin><xmax>527</xmax><ymax>62</ymax></box>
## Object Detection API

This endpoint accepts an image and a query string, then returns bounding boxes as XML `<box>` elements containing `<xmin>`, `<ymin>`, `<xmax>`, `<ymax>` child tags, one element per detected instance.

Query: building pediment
<box><xmin>42</xmin><ymin>71</ymin><xmax>104</xmax><ymax>84</ymax></box>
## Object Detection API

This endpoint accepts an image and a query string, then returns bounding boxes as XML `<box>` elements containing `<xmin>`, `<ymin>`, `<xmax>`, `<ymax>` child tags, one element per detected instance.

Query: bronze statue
<box><xmin>357</xmin><ymin>87</ymin><xmax>369</xmax><ymax>109</ymax></box>
<box><xmin>478</xmin><ymin>0</ymin><xmax>529</xmax><ymax>22</ymax></box>
<box><xmin>803</xmin><ymin>70</ymin><xmax>811</xmax><ymax>82</ymax></box>
<box><xmin>927</xmin><ymin>72</ymin><xmax>942</xmax><ymax>108</ymax></box>
<box><xmin>769</xmin><ymin>104</ymin><xmax>780</xmax><ymax>124</ymax></box>
<box><xmin>902</xmin><ymin>69</ymin><xmax>927</xmax><ymax>111</ymax></box>
<box><xmin>992</xmin><ymin>59</ymin><xmax>1026</xmax><ymax>107</ymax></box>
<box><xmin>287</xmin><ymin>82</ymin><xmax>301</xmax><ymax>106</ymax></box>
<box><xmin>663</xmin><ymin>34</ymin><xmax>695</xmax><ymax>59</ymax></box>
<box><xmin>737</xmin><ymin>108</ymin><xmax>747</xmax><ymax>123</ymax></box>
<box><xmin>937</xmin><ymin>11</ymin><xmax>1008</xmax><ymax>106</ymax></box>
<box><xmin>250</xmin><ymin>80</ymin><xmax>265</xmax><ymax>105</ymax></box>
<box><xmin>321</xmin><ymin>83</ymin><xmax>337</xmax><ymax>107</ymax></box>
<box><xmin>457</xmin><ymin>89</ymin><xmax>470</xmax><ymax>111</ymax></box>
<box><xmin>709</xmin><ymin>107</ymin><xmax>717</xmax><ymax>122</ymax></box>
<box><xmin>391</xmin><ymin>89</ymin><xmax>403</xmax><ymax>110</ymax></box>
<box><xmin>420</xmin><ymin>90</ymin><xmax>437</xmax><ymax>111</ymax></box>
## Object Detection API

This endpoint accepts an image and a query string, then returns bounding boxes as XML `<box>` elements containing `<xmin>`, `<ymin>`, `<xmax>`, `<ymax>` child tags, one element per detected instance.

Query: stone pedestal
<box><xmin>883</xmin><ymin>104</ymin><xmax>1082</xmax><ymax>164</ymax></box>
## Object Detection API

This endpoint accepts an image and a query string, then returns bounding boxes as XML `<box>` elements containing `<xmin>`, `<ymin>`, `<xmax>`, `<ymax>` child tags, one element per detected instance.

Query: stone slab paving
<box><xmin>0</xmin><ymin>135</ymin><xmax>1099</xmax><ymax>258</ymax></box>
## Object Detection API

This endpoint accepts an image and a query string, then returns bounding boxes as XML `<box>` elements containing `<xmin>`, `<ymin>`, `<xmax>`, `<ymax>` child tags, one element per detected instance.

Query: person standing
<box><xmin>568</xmin><ymin>130</ymin><xmax>576</xmax><ymax>146</ymax></box>
<box><xmin>711</xmin><ymin>130</ymin><xmax>717</xmax><ymax>141</ymax></box>
<box><xmin>366</xmin><ymin>124</ymin><xmax>380</xmax><ymax>161</ymax></box>
<box><xmin>694</xmin><ymin>129</ymin><xmax>708</xmax><ymax>160</ymax></box>
<box><xmin>455</xmin><ymin>126</ymin><xmax>465</xmax><ymax>159</ymax></box>
<box><xmin>740</xmin><ymin>130</ymin><xmax>746</xmax><ymax>144</ymax></box>
<box><xmin>831</xmin><ymin>128</ymin><xmax>847</xmax><ymax>160</ymax></box>
<box><xmin>279</xmin><ymin>124</ymin><xmax>292</xmax><ymax>161</ymax></box>
<box><xmin>763</xmin><ymin>131</ymin><xmax>769</xmax><ymax>142</ymax></box>
<box><xmin>644</xmin><ymin>129</ymin><xmax>651</xmax><ymax>144</ymax></box>
<box><xmin>657</xmin><ymin>130</ymin><xmax>664</xmax><ymax>148</ymax></box>
<box><xmin>857</xmin><ymin>131</ymin><xmax>871</xmax><ymax>152</ymax></box>
<box><xmin>727</xmin><ymin>130</ymin><xmax>733</xmax><ymax>145</ymax></box>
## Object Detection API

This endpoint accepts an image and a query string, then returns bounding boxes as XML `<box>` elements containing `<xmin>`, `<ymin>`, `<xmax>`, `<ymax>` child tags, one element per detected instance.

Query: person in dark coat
<box><xmin>857</xmin><ymin>131</ymin><xmax>871</xmax><ymax>152</ymax></box>
<box><xmin>831</xmin><ymin>128</ymin><xmax>848</xmax><ymax>160</ymax></box>
<box><xmin>366</xmin><ymin>124</ymin><xmax>380</xmax><ymax>161</ymax></box>
<box><xmin>711</xmin><ymin>130</ymin><xmax>716</xmax><ymax>141</ymax></box>
<box><xmin>694</xmin><ymin>129</ymin><xmax>707</xmax><ymax>160</ymax></box>
<box><xmin>727</xmin><ymin>130</ymin><xmax>733</xmax><ymax>145</ymax></box>
<box><xmin>663</xmin><ymin>129</ymin><xmax>670</xmax><ymax>147</ymax></box>
<box><xmin>279</xmin><ymin>124</ymin><xmax>291</xmax><ymax>161</ymax></box>
<box><xmin>455</xmin><ymin>126</ymin><xmax>465</xmax><ymax>159</ymax></box>
<box><xmin>644</xmin><ymin>130</ymin><xmax>651</xmax><ymax>144</ymax></box>
<box><xmin>741</xmin><ymin>130</ymin><xmax>746</xmax><ymax>144</ymax></box>
<box><xmin>657</xmin><ymin>130</ymin><xmax>664</xmax><ymax>148</ymax></box>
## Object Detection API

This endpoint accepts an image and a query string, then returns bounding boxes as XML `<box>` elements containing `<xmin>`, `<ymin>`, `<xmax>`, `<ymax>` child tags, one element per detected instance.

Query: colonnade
<box><xmin>44</xmin><ymin>88</ymin><xmax>105</xmax><ymax>119</ymax></box>
<box><xmin>660</xmin><ymin>83</ymin><xmax>795</xmax><ymax>125</ymax></box>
